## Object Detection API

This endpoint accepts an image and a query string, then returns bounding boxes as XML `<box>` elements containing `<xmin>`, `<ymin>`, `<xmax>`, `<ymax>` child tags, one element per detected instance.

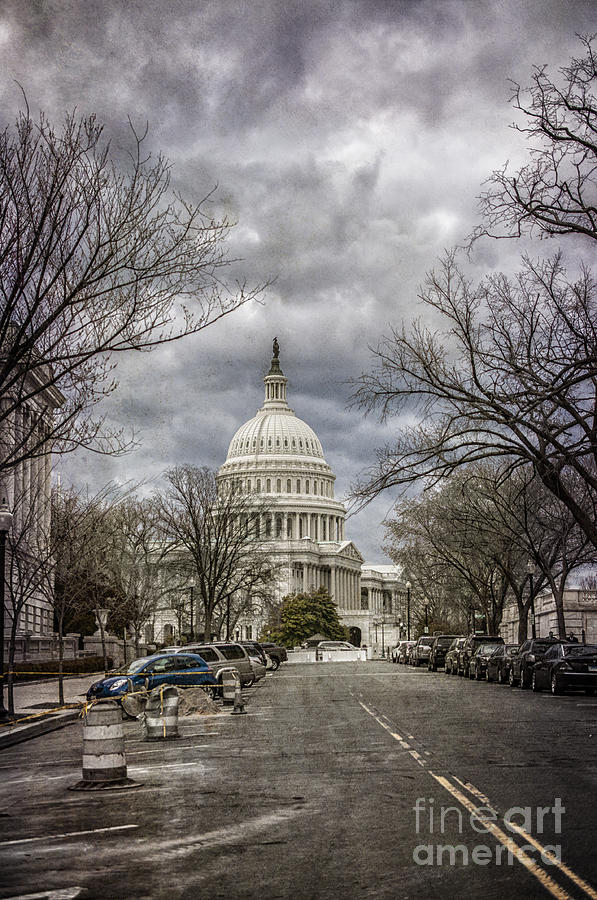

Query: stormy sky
<box><xmin>1</xmin><ymin>0</ymin><xmax>595</xmax><ymax>561</ymax></box>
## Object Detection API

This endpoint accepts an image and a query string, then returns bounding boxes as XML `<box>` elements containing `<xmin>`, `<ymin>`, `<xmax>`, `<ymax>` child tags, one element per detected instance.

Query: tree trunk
<box><xmin>96</xmin><ymin>608</ymin><xmax>108</xmax><ymax>673</ymax></box>
<box><xmin>7</xmin><ymin>617</ymin><xmax>18</xmax><ymax>716</ymax></box>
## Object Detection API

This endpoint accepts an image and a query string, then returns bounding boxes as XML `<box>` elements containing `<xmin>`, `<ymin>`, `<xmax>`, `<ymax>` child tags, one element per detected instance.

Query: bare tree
<box><xmin>154</xmin><ymin>466</ymin><xmax>279</xmax><ymax>641</ymax></box>
<box><xmin>472</xmin><ymin>35</ymin><xmax>597</xmax><ymax>246</ymax></box>
<box><xmin>0</xmin><ymin>106</ymin><xmax>264</xmax><ymax>484</ymax></box>
<box><xmin>104</xmin><ymin>497</ymin><xmax>163</xmax><ymax>656</ymax></box>
<box><xmin>353</xmin><ymin>252</ymin><xmax>597</xmax><ymax>550</ymax></box>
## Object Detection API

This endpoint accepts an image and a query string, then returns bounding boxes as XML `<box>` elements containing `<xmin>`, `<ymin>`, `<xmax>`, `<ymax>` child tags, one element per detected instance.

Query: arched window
<box><xmin>287</xmin><ymin>517</ymin><xmax>293</xmax><ymax>539</ymax></box>
<box><xmin>276</xmin><ymin>479</ymin><xmax>281</xmax><ymax>492</ymax></box>
<box><xmin>276</xmin><ymin>437</ymin><xmax>280</xmax><ymax>448</ymax></box>
<box><xmin>296</xmin><ymin>479</ymin><xmax>301</xmax><ymax>493</ymax></box>
<box><xmin>256</xmin><ymin>479</ymin><xmax>261</xmax><ymax>492</ymax></box>
<box><xmin>284</xmin><ymin>438</ymin><xmax>288</xmax><ymax>448</ymax></box>
<box><xmin>266</xmin><ymin>478</ymin><xmax>271</xmax><ymax>492</ymax></box>
<box><xmin>305</xmin><ymin>480</ymin><xmax>310</xmax><ymax>494</ymax></box>
<box><xmin>287</xmin><ymin>479</ymin><xmax>291</xmax><ymax>493</ymax></box>
<box><xmin>313</xmin><ymin>481</ymin><xmax>318</xmax><ymax>495</ymax></box>
<box><xmin>276</xmin><ymin>515</ymin><xmax>283</xmax><ymax>538</ymax></box>
<box><xmin>246</xmin><ymin>479</ymin><xmax>251</xmax><ymax>492</ymax></box>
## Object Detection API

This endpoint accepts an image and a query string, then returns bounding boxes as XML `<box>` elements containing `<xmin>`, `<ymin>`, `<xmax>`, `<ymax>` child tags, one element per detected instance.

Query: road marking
<box><xmin>357</xmin><ymin>699</ymin><xmax>597</xmax><ymax>900</ymax></box>
<box><xmin>429</xmin><ymin>772</ymin><xmax>573</xmax><ymax>900</ymax></box>
<box><xmin>0</xmin><ymin>824</ymin><xmax>138</xmax><ymax>847</ymax></box>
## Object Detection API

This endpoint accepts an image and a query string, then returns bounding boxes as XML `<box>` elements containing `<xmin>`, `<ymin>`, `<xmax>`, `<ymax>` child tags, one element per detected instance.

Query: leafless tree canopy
<box><xmin>155</xmin><ymin>465</ymin><xmax>279</xmax><ymax>639</ymax></box>
<box><xmin>0</xmin><ymin>108</ymin><xmax>264</xmax><ymax>477</ymax></box>
<box><xmin>353</xmin><ymin>252</ymin><xmax>597</xmax><ymax>549</ymax></box>
<box><xmin>471</xmin><ymin>34</ymin><xmax>597</xmax><ymax>245</ymax></box>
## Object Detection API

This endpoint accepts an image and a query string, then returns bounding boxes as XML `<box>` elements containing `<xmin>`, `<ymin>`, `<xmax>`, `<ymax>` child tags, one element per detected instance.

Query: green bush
<box><xmin>10</xmin><ymin>656</ymin><xmax>112</xmax><ymax>683</ymax></box>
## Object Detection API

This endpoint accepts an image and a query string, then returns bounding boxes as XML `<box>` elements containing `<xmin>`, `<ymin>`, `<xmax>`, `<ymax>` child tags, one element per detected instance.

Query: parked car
<box><xmin>485</xmin><ymin>644</ymin><xmax>519</xmax><ymax>684</ymax></box>
<box><xmin>531</xmin><ymin>643</ymin><xmax>597</xmax><ymax>695</ymax></box>
<box><xmin>317</xmin><ymin>641</ymin><xmax>358</xmax><ymax>651</ymax></box>
<box><xmin>413</xmin><ymin>635</ymin><xmax>436</xmax><ymax>667</ymax></box>
<box><xmin>428</xmin><ymin>635</ymin><xmax>463</xmax><ymax>671</ymax></box>
<box><xmin>509</xmin><ymin>637</ymin><xmax>564</xmax><ymax>688</ymax></box>
<box><xmin>391</xmin><ymin>641</ymin><xmax>407</xmax><ymax>663</ymax></box>
<box><xmin>468</xmin><ymin>642</ymin><xmax>505</xmax><ymax>680</ymax></box>
<box><xmin>398</xmin><ymin>641</ymin><xmax>416</xmax><ymax>664</ymax></box>
<box><xmin>86</xmin><ymin>653</ymin><xmax>216</xmax><ymax>701</ymax></box>
<box><xmin>404</xmin><ymin>642</ymin><xmax>418</xmax><ymax>665</ymax></box>
<box><xmin>444</xmin><ymin>637</ymin><xmax>466</xmax><ymax>675</ymax></box>
<box><xmin>458</xmin><ymin>634</ymin><xmax>504</xmax><ymax>677</ymax></box>
<box><xmin>240</xmin><ymin>640</ymin><xmax>269</xmax><ymax>668</ymax></box>
<box><xmin>168</xmin><ymin>642</ymin><xmax>257</xmax><ymax>687</ymax></box>
<box><xmin>259</xmin><ymin>641</ymin><xmax>288</xmax><ymax>671</ymax></box>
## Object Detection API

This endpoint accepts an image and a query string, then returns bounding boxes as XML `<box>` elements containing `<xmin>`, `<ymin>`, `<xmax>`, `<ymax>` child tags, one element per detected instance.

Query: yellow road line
<box><xmin>357</xmin><ymin>697</ymin><xmax>596</xmax><ymax>900</ymax></box>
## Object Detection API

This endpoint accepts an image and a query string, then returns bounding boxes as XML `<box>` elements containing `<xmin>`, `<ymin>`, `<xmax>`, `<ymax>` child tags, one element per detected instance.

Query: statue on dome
<box><xmin>272</xmin><ymin>336</ymin><xmax>280</xmax><ymax>358</ymax></box>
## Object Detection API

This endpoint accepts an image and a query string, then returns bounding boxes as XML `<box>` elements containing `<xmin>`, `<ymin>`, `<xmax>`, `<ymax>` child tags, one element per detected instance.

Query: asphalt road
<box><xmin>1</xmin><ymin>661</ymin><xmax>596</xmax><ymax>900</ymax></box>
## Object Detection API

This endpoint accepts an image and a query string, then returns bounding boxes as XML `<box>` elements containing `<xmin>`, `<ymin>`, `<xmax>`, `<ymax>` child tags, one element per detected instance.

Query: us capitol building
<box><xmin>217</xmin><ymin>340</ymin><xmax>406</xmax><ymax>653</ymax></box>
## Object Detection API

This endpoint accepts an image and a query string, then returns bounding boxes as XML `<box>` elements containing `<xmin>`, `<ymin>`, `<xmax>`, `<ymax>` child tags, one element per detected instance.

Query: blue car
<box><xmin>86</xmin><ymin>652</ymin><xmax>217</xmax><ymax>701</ymax></box>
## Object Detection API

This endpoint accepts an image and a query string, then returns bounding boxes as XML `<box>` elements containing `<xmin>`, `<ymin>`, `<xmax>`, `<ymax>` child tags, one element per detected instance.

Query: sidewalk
<box><xmin>0</xmin><ymin>673</ymin><xmax>100</xmax><ymax>750</ymax></box>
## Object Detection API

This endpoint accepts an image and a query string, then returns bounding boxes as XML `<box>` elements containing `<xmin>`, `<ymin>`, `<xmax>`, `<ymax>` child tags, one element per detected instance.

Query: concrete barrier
<box><xmin>70</xmin><ymin>700</ymin><xmax>140</xmax><ymax>791</ymax></box>
<box><xmin>142</xmin><ymin>685</ymin><xmax>179</xmax><ymax>741</ymax></box>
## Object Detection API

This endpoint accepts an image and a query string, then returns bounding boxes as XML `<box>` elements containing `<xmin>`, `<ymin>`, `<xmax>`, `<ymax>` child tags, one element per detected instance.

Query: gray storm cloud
<box><xmin>1</xmin><ymin>0</ymin><xmax>595</xmax><ymax>559</ymax></box>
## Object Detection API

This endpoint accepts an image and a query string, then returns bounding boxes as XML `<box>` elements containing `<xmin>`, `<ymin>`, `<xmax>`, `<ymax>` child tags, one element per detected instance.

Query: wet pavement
<box><xmin>1</xmin><ymin>661</ymin><xmax>596</xmax><ymax>899</ymax></box>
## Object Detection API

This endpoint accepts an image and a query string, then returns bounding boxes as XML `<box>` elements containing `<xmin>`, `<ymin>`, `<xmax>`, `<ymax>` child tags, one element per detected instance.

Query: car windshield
<box><xmin>477</xmin><ymin>644</ymin><xmax>498</xmax><ymax>654</ymax></box>
<box><xmin>565</xmin><ymin>644</ymin><xmax>597</xmax><ymax>656</ymax></box>
<box><xmin>127</xmin><ymin>657</ymin><xmax>152</xmax><ymax>673</ymax></box>
<box><xmin>420</xmin><ymin>638</ymin><xmax>435</xmax><ymax>645</ymax></box>
<box><xmin>436</xmin><ymin>638</ymin><xmax>454</xmax><ymax>647</ymax></box>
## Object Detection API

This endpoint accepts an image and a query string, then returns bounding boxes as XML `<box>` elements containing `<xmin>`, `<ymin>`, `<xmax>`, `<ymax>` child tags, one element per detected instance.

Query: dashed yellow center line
<box><xmin>357</xmin><ymin>698</ymin><xmax>596</xmax><ymax>900</ymax></box>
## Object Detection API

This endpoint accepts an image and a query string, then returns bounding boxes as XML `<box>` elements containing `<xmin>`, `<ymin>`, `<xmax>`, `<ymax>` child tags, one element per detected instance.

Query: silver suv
<box><xmin>413</xmin><ymin>635</ymin><xmax>436</xmax><ymax>667</ymax></box>
<box><xmin>165</xmin><ymin>642</ymin><xmax>256</xmax><ymax>687</ymax></box>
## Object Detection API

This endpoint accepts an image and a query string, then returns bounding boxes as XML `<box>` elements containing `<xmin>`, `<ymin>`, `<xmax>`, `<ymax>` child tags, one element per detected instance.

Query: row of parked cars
<box><xmin>391</xmin><ymin>633</ymin><xmax>597</xmax><ymax>695</ymax></box>
<box><xmin>86</xmin><ymin>639</ymin><xmax>288</xmax><ymax>702</ymax></box>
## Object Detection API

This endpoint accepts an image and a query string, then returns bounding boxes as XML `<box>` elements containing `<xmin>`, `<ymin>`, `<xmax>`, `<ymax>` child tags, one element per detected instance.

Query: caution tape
<box><xmin>0</xmin><ymin>702</ymin><xmax>84</xmax><ymax>728</ymax></box>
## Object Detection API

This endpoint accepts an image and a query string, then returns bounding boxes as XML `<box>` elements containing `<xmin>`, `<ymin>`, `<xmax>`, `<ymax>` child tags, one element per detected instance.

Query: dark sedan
<box><xmin>444</xmin><ymin>637</ymin><xmax>466</xmax><ymax>675</ymax></box>
<box><xmin>485</xmin><ymin>644</ymin><xmax>519</xmax><ymax>684</ymax></box>
<box><xmin>531</xmin><ymin>643</ymin><xmax>597</xmax><ymax>695</ymax></box>
<box><xmin>428</xmin><ymin>635</ymin><xmax>463</xmax><ymax>671</ymax></box>
<box><xmin>86</xmin><ymin>653</ymin><xmax>217</xmax><ymax>701</ymax></box>
<box><xmin>469</xmin><ymin>642</ymin><xmax>505</xmax><ymax>680</ymax></box>
<box><xmin>509</xmin><ymin>637</ymin><xmax>564</xmax><ymax>688</ymax></box>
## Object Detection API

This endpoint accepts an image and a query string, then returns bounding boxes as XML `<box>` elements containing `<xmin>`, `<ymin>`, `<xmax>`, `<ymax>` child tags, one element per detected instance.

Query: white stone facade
<box><xmin>218</xmin><ymin>345</ymin><xmax>403</xmax><ymax>652</ymax></box>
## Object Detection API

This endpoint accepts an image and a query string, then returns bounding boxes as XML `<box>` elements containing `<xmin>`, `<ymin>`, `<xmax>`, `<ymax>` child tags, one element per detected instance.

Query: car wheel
<box><xmin>269</xmin><ymin>657</ymin><xmax>280</xmax><ymax>672</ymax></box>
<box><xmin>509</xmin><ymin>668</ymin><xmax>517</xmax><ymax>687</ymax></box>
<box><xmin>485</xmin><ymin>669</ymin><xmax>491</xmax><ymax>682</ymax></box>
<box><xmin>532</xmin><ymin>671</ymin><xmax>541</xmax><ymax>692</ymax></box>
<box><xmin>551</xmin><ymin>673</ymin><xmax>562</xmax><ymax>695</ymax></box>
<box><xmin>475</xmin><ymin>668</ymin><xmax>483</xmax><ymax>681</ymax></box>
<box><xmin>469</xmin><ymin>667</ymin><xmax>475</xmax><ymax>679</ymax></box>
<box><xmin>520</xmin><ymin>668</ymin><xmax>530</xmax><ymax>689</ymax></box>
<box><xmin>497</xmin><ymin>667</ymin><xmax>505</xmax><ymax>685</ymax></box>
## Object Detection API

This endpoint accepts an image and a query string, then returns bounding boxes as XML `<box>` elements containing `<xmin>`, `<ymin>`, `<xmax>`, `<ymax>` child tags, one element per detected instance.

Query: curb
<box><xmin>0</xmin><ymin>709</ymin><xmax>81</xmax><ymax>750</ymax></box>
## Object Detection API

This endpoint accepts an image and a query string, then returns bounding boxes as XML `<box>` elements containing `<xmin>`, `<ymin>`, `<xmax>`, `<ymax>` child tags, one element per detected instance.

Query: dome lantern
<box><xmin>262</xmin><ymin>337</ymin><xmax>289</xmax><ymax>410</ymax></box>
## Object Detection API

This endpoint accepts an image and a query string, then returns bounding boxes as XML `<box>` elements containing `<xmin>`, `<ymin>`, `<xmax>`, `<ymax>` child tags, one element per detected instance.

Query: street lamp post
<box><xmin>381</xmin><ymin>620</ymin><xmax>385</xmax><ymax>658</ymax></box>
<box><xmin>527</xmin><ymin>560</ymin><xmax>536</xmax><ymax>639</ymax></box>
<box><xmin>424</xmin><ymin>602</ymin><xmax>429</xmax><ymax>635</ymax></box>
<box><xmin>0</xmin><ymin>498</ymin><xmax>14</xmax><ymax>722</ymax></box>
<box><xmin>406</xmin><ymin>582</ymin><xmax>411</xmax><ymax>641</ymax></box>
<box><xmin>189</xmin><ymin>580</ymin><xmax>195</xmax><ymax>641</ymax></box>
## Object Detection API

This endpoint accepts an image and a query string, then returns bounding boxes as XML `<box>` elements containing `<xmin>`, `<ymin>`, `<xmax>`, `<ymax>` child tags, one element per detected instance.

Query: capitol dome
<box><xmin>217</xmin><ymin>341</ymin><xmax>345</xmax><ymax>535</ymax></box>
